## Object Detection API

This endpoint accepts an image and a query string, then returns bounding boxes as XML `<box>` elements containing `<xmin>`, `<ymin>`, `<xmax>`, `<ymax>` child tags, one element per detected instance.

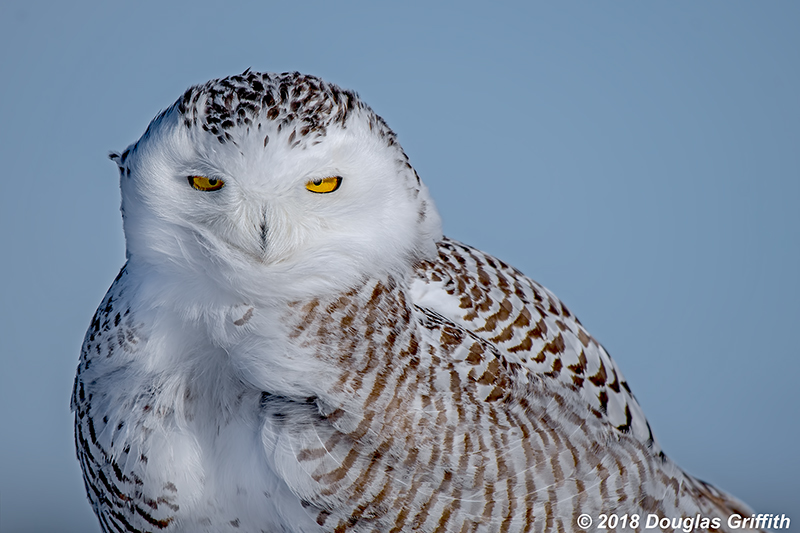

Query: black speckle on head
<box><xmin>175</xmin><ymin>71</ymin><xmax>404</xmax><ymax>153</ymax></box>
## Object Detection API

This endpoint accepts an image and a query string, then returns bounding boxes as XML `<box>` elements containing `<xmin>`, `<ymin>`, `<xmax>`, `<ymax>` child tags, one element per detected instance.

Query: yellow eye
<box><xmin>305</xmin><ymin>176</ymin><xmax>342</xmax><ymax>194</ymax></box>
<box><xmin>188</xmin><ymin>176</ymin><xmax>225</xmax><ymax>191</ymax></box>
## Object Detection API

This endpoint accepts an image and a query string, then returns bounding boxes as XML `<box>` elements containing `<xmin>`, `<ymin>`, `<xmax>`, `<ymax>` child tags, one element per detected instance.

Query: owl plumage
<box><xmin>72</xmin><ymin>71</ymin><xmax>761</xmax><ymax>532</ymax></box>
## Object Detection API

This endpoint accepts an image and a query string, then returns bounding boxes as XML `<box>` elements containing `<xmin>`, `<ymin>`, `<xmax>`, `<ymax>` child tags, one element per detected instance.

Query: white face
<box><xmin>114</xmin><ymin>74</ymin><xmax>441</xmax><ymax>306</ymax></box>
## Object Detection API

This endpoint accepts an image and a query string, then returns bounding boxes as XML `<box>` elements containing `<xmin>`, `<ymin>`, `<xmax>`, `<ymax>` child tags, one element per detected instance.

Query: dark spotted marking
<box><xmin>233</xmin><ymin>307</ymin><xmax>254</xmax><ymax>326</ymax></box>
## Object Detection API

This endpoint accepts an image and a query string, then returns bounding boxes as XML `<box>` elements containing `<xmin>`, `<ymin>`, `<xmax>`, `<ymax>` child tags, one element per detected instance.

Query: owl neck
<box><xmin>124</xmin><ymin>258</ymin><xmax>422</xmax><ymax>414</ymax></box>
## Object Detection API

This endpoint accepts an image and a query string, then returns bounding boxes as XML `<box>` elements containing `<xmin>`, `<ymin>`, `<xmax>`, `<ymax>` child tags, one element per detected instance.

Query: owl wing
<box><xmin>399</xmin><ymin>238</ymin><xmax>760</xmax><ymax>528</ymax></box>
<box><xmin>283</xmin><ymin>255</ymin><xmax>753</xmax><ymax>531</ymax></box>
<box><xmin>71</xmin><ymin>265</ymin><xmax>180</xmax><ymax>533</ymax></box>
<box><xmin>411</xmin><ymin>237</ymin><xmax>660</xmax><ymax>453</ymax></box>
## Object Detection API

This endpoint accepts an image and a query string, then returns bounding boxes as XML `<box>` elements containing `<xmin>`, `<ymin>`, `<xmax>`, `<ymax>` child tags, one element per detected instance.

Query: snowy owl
<box><xmin>72</xmin><ymin>70</ymin><xmax>765</xmax><ymax>533</ymax></box>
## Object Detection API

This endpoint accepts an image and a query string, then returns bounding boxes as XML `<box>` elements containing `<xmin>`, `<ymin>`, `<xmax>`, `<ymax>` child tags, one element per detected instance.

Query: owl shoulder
<box><xmin>411</xmin><ymin>237</ymin><xmax>659</xmax><ymax>451</ymax></box>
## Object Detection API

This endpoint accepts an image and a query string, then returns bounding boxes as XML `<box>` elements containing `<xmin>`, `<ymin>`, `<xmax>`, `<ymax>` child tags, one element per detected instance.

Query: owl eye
<box><xmin>188</xmin><ymin>176</ymin><xmax>225</xmax><ymax>191</ymax></box>
<box><xmin>305</xmin><ymin>176</ymin><xmax>342</xmax><ymax>194</ymax></box>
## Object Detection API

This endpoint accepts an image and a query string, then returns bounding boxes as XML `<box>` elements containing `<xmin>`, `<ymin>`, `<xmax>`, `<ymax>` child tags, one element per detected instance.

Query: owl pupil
<box><xmin>313</xmin><ymin>179</ymin><xmax>322</xmax><ymax>186</ymax></box>
<box><xmin>208</xmin><ymin>179</ymin><xmax>217</xmax><ymax>186</ymax></box>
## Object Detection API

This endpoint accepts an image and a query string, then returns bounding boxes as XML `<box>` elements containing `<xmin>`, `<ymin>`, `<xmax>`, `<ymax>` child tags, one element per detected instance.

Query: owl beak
<box><xmin>258</xmin><ymin>210</ymin><xmax>269</xmax><ymax>257</ymax></box>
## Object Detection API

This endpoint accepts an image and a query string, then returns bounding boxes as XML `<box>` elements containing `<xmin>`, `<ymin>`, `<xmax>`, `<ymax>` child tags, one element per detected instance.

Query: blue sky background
<box><xmin>1</xmin><ymin>2</ymin><xmax>798</xmax><ymax>531</ymax></box>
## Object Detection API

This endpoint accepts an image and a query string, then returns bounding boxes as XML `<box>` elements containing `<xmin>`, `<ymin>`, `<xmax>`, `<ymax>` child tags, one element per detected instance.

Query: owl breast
<box><xmin>72</xmin><ymin>267</ymin><xmax>325</xmax><ymax>532</ymax></box>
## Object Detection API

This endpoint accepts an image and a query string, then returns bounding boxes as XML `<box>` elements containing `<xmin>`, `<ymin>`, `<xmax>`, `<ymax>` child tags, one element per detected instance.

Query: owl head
<box><xmin>110</xmin><ymin>71</ymin><xmax>442</xmax><ymax>306</ymax></box>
